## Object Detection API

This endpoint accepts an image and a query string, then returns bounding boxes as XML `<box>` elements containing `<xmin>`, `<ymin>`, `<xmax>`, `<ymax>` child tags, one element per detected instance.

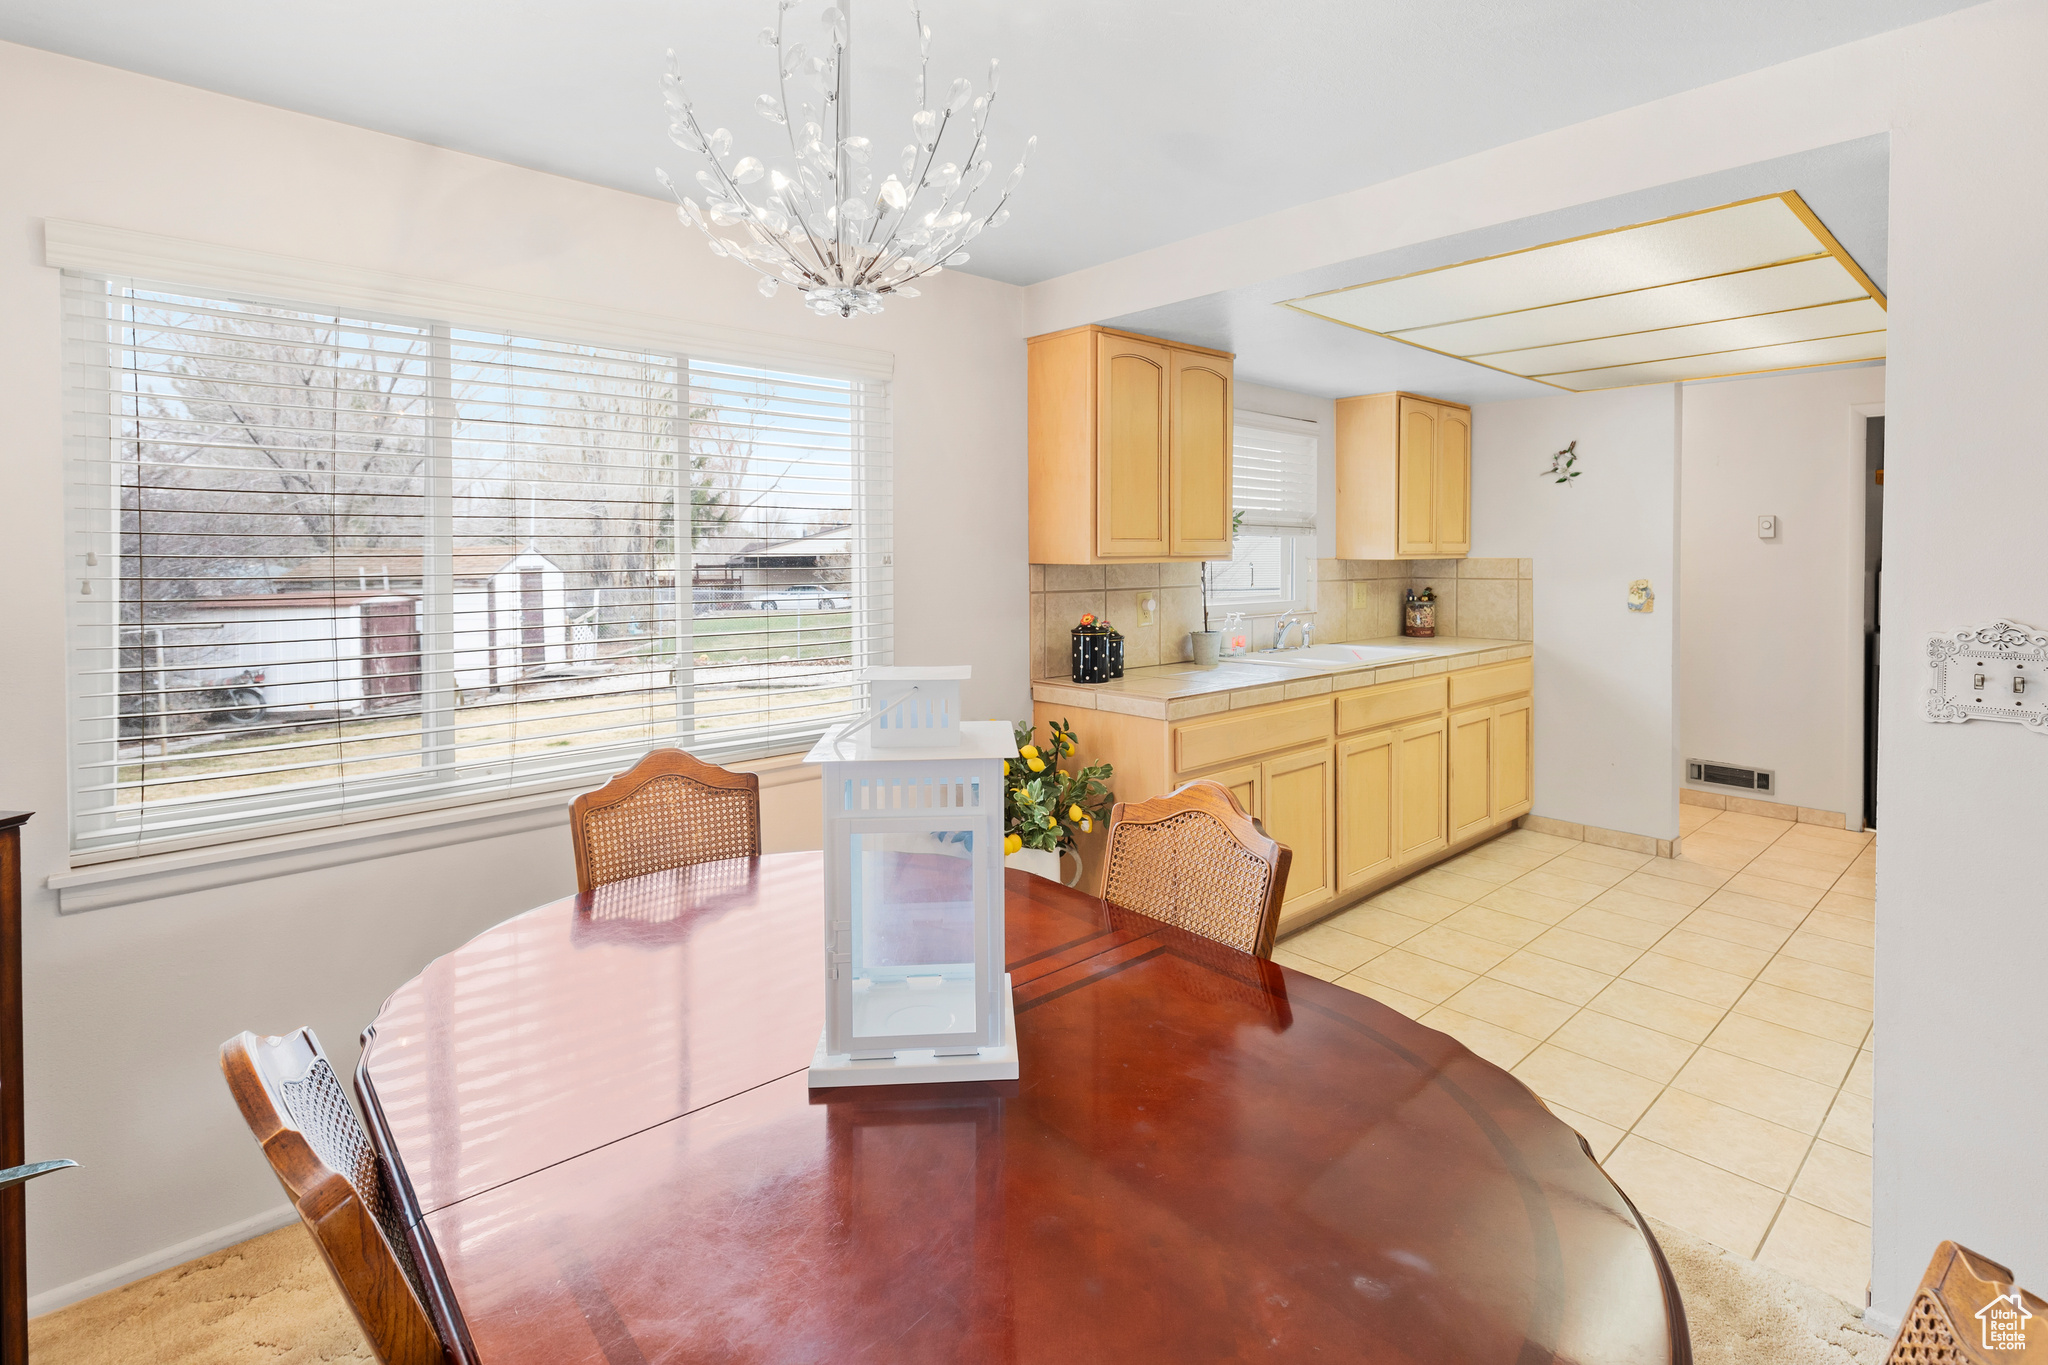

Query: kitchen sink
<box><xmin>1233</xmin><ymin>642</ymin><xmax>1440</xmax><ymax>670</ymax></box>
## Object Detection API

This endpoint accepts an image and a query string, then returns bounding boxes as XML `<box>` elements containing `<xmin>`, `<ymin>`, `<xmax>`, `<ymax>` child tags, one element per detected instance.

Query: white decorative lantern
<box><xmin>805</xmin><ymin>669</ymin><xmax>1019</xmax><ymax>1087</ymax></box>
<box><xmin>866</xmin><ymin>664</ymin><xmax>968</xmax><ymax>747</ymax></box>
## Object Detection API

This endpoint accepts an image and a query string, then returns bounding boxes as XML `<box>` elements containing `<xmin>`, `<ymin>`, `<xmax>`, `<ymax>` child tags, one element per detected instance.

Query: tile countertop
<box><xmin>1031</xmin><ymin>637</ymin><xmax>1534</xmax><ymax>722</ymax></box>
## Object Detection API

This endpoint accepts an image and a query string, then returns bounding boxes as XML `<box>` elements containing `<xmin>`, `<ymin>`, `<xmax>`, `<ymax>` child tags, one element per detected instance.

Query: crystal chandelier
<box><xmin>658</xmin><ymin>1</ymin><xmax>1035</xmax><ymax>318</ymax></box>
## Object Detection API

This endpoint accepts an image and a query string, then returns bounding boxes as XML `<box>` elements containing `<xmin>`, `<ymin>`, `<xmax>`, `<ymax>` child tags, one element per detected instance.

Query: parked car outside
<box><xmin>752</xmin><ymin>584</ymin><xmax>849</xmax><ymax>611</ymax></box>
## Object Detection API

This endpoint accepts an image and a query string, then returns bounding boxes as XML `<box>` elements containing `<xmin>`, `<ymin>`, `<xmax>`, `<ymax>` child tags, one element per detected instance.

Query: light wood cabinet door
<box><xmin>1336</xmin><ymin>730</ymin><xmax>1397</xmax><ymax>892</ymax></box>
<box><xmin>1394</xmin><ymin>717</ymin><xmax>1448</xmax><ymax>865</ymax></box>
<box><xmin>1261</xmin><ymin>745</ymin><xmax>1334</xmax><ymax>918</ymax></box>
<box><xmin>1094</xmin><ymin>335</ymin><xmax>1172</xmax><ymax>558</ymax></box>
<box><xmin>1447</xmin><ymin>705</ymin><xmax>1496</xmax><ymax>842</ymax></box>
<box><xmin>1169</xmin><ymin>350</ymin><xmax>1233</xmax><ymax>557</ymax></box>
<box><xmin>1397</xmin><ymin>398</ymin><xmax>1438</xmax><ymax>556</ymax></box>
<box><xmin>1493</xmin><ymin>696</ymin><xmax>1533</xmax><ymax>822</ymax></box>
<box><xmin>1435</xmin><ymin>405</ymin><xmax>1471</xmax><ymax>556</ymax></box>
<box><xmin>1203</xmin><ymin>761</ymin><xmax>1262</xmax><ymax>822</ymax></box>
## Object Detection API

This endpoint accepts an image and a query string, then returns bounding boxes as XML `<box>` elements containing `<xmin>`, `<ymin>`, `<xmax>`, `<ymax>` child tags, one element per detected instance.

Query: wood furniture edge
<box><xmin>358</xmin><ymin>1034</ymin><xmax>479</xmax><ymax>1364</ymax></box>
<box><xmin>1026</xmin><ymin>322</ymin><xmax>1236</xmax><ymax>360</ymax></box>
<box><xmin>0</xmin><ymin>814</ymin><xmax>25</xmax><ymax>1365</ymax></box>
<box><xmin>1028</xmin><ymin>328</ymin><xmax>1098</xmax><ymax>564</ymax></box>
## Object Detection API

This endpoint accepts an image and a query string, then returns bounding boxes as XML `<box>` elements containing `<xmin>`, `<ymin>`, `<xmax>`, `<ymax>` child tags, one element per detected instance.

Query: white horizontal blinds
<box><xmin>1230</xmin><ymin>419</ymin><xmax>1317</xmax><ymax>530</ymax></box>
<box><xmin>63</xmin><ymin>271</ymin><xmax>890</xmax><ymax>859</ymax></box>
<box><xmin>1208</xmin><ymin>417</ymin><xmax>1317</xmax><ymax>603</ymax></box>
<box><xmin>683</xmin><ymin>359</ymin><xmax>890</xmax><ymax>756</ymax></box>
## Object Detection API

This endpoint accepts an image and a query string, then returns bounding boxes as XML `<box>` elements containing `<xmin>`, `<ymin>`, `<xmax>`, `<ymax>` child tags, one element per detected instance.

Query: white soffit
<box><xmin>1281</xmin><ymin>192</ymin><xmax>1885</xmax><ymax>391</ymax></box>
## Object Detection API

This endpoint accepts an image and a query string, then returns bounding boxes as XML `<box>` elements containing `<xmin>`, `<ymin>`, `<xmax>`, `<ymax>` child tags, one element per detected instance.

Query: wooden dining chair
<box><xmin>221</xmin><ymin>1027</ymin><xmax>447</xmax><ymax>1365</ymax></box>
<box><xmin>569</xmin><ymin>747</ymin><xmax>761</xmax><ymax>892</ymax></box>
<box><xmin>1101</xmin><ymin>779</ymin><xmax>1292</xmax><ymax>959</ymax></box>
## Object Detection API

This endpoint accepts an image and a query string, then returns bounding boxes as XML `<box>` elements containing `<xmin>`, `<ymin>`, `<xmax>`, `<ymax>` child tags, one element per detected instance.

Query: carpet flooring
<box><xmin>30</xmin><ymin>1216</ymin><xmax>1892</xmax><ymax>1363</ymax></box>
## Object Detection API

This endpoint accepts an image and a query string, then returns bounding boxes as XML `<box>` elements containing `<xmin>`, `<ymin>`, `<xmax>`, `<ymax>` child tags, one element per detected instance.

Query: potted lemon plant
<box><xmin>1001</xmin><ymin>717</ymin><xmax>1113</xmax><ymax>886</ymax></box>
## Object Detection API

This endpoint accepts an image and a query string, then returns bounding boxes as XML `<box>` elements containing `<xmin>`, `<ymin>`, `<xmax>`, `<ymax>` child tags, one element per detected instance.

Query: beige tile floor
<box><xmin>1276</xmin><ymin>807</ymin><xmax>1876</xmax><ymax>1308</ymax></box>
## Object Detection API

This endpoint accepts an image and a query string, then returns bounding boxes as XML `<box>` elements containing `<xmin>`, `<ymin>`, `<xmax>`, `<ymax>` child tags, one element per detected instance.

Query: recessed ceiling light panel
<box><xmin>1285</xmin><ymin>192</ymin><xmax>1885</xmax><ymax>391</ymax></box>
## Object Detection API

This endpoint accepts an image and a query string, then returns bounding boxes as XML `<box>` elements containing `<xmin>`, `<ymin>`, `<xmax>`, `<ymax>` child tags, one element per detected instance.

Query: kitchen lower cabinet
<box><xmin>1205</xmin><ymin>761</ymin><xmax>1261</xmax><ymax>820</ymax></box>
<box><xmin>1036</xmin><ymin>652</ymin><xmax>1532</xmax><ymax>932</ymax></box>
<box><xmin>1393</xmin><ymin>717</ymin><xmax>1450</xmax><ymax>865</ymax></box>
<box><xmin>1336</xmin><ymin>730</ymin><xmax>1397</xmax><ymax>891</ymax></box>
<box><xmin>1262</xmin><ymin>745</ymin><xmax>1335</xmax><ymax>919</ymax></box>
<box><xmin>1338</xmin><ymin>717</ymin><xmax>1448</xmax><ymax>894</ymax></box>
<box><xmin>1494</xmin><ymin>696</ymin><xmax>1534</xmax><ymax>822</ymax></box>
<box><xmin>1448</xmin><ymin>705</ymin><xmax>1498</xmax><ymax>843</ymax></box>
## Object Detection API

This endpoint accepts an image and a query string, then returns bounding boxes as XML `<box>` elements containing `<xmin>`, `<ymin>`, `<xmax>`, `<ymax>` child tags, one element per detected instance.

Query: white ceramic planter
<box><xmin>1005</xmin><ymin>845</ymin><xmax>1083</xmax><ymax>887</ymax></box>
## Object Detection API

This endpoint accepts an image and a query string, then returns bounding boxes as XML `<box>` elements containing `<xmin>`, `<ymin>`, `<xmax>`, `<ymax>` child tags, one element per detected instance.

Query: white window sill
<box><xmin>47</xmin><ymin>752</ymin><xmax>818</xmax><ymax>914</ymax></box>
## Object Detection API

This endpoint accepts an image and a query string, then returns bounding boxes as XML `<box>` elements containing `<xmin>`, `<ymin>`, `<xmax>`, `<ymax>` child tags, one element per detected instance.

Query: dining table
<box><xmin>357</xmin><ymin>851</ymin><xmax>1690</xmax><ymax>1364</ymax></box>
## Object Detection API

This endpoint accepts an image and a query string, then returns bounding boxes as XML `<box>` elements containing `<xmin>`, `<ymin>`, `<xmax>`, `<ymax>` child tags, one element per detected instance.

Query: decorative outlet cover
<box><xmin>1926</xmin><ymin>619</ymin><xmax>2048</xmax><ymax>732</ymax></box>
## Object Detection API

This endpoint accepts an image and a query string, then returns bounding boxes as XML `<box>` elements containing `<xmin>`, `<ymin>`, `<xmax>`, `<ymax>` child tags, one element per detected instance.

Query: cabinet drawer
<box><xmin>1174</xmin><ymin>698</ymin><xmax>1332</xmax><ymax>774</ymax></box>
<box><xmin>1449</xmin><ymin>659</ymin><xmax>1532</xmax><ymax>708</ymax></box>
<box><xmin>1336</xmin><ymin>676</ymin><xmax>1446</xmax><ymax>735</ymax></box>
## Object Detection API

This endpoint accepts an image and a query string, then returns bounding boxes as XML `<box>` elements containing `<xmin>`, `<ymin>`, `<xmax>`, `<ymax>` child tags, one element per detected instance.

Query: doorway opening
<box><xmin>1862</xmin><ymin>415</ymin><xmax>1884</xmax><ymax>830</ymax></box>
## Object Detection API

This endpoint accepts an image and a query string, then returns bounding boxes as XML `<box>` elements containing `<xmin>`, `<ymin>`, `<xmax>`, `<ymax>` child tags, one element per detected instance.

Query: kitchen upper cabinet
<box><xmin>1029</xmin><ymin>325</ymin><xmax>1234</xmax><ymax>563</ymax></box>
<box><xmin>1170</xmin><ymin>349</ymin><xmax>1235</xmax><ymax>556</ymax></box>
<box><xmin>1335</xmin><ymin>392</ymin><xmax>1474</xmax><ymax>560</ymax></box>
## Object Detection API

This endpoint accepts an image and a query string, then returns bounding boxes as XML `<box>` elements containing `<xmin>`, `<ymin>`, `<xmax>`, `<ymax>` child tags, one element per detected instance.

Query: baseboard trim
<box><xmin>1860</xmin><ymin>1307</ymin><xmax>1899</xmax><ymax>1339</ymax></box>
<box><xmin>1679</xmin><ymin>787</ymin><xmax>1851</xmax><ymax>829</ymax></box>
<box><xmin>1518</xmin><ymin>814</ymin><xmax>1680</xmax><ymax>859</ymax></box>
<box><xmin>28</xmin><ymin>1202</ymin><xmax>296</xmax><ymax>1319</ymax></box>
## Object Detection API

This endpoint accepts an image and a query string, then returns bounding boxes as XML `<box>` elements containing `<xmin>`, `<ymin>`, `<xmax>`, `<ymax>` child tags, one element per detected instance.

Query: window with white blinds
<box><xmin>1205</xmin><ymin>416</ymin><xmax>1317</xmax><ymax>609</ymax></box>
<box><xmin>63</xmin><ymin>273</ymin><xmax>891</xmax><ymax>860</ymax></box>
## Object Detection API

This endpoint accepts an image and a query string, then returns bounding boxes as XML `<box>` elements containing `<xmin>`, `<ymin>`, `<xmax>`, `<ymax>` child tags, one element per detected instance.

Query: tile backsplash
<box><xmin>1030</xmin><ymin>557</ymin><xmax>1534</xmax><ymax>680</ymax></box>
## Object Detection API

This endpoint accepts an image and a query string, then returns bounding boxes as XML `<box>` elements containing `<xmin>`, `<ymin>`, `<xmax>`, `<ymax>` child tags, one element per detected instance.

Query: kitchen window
<box><xmin>1204</xmin><ymin>415</ymin><xmax>1318</xmax><ymax>612</ymax></box>
<box><xmin>62</xmin><ymin>272</ymin><xmax>891</xmax><ymax>861</ymax></box>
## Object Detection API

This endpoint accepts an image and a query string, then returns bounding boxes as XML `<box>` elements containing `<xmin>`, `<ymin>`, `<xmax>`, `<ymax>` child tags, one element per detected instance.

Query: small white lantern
<box><xmin>866</xmin><ymin>664</ymin><xmax>968</xmax><ymax>746</ymax></box>
<box><xmin>804</xmin><ymin>669</ymin><xmax>1019</xmax><ymax>1087</ymax></box>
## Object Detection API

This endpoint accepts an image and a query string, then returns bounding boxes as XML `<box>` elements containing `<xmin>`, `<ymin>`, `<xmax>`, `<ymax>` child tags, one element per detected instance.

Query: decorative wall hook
<box><xmin>1540</xmin><ymin>440</ymin><xmax>1582</xmax><ymax>486</ymax></box>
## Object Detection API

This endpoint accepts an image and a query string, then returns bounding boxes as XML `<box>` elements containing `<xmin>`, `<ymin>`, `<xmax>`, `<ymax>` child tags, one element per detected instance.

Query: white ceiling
<box><xmin>0</xmin><ymin>0</ymin><xmax>1980</xmax><ymax>286</ymax></box>
<box><xmin>1284</xmin><ymin>193</ymin><xmax>1886</xmax><ymax>391</ymax></box>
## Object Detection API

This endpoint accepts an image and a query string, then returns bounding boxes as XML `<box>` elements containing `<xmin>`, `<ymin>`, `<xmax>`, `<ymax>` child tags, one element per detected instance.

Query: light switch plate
<box><xmin>1927</xmin><ymin>619</ymin><xmax>2048</xmax><ymax>732</ymax></box>
<box><xmin>1351</xmin><ymin>581</ymin><xmax>1372</xmax><ymax>608</ymax></box>
<box><xmin>1757</xmin><ymin>515</ymin><xmax>1777</xmax><ymax>538</ymax></box>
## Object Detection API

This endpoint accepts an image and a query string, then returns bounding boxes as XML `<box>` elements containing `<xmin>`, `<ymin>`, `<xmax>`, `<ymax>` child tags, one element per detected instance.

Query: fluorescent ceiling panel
<box><xmin>1482</xmin><ymin>297</ymin><xmax>1888</xmax><ymax>376</ymax></box>
<box><xmin>1284</xmin><ymin>192</ymin><xmax>1885</xmax><ymax>391</ymax></box>
<box><xmin>1542</xmin><ymin>331</ymin><xmax>1886</xmax><ymax>391</ymax></box>
<box><xmin>1390</xmin><ymin>256</ymin><xmax>1867</xmax><ymax>357</ymax></box>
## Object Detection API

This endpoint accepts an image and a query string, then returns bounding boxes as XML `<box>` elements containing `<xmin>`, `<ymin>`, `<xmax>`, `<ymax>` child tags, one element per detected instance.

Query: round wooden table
<box><xmin>359</xmin><ymin>853</ymin><xmax>1689</xmax><ymax>1364</ymax></box>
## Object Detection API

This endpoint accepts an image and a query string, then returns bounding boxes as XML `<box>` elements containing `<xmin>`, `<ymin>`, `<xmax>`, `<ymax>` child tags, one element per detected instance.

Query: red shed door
<box><xmin>362</xmin><ymin>597</ymin><xmax>421</xmax><ymax>704</ymax></box>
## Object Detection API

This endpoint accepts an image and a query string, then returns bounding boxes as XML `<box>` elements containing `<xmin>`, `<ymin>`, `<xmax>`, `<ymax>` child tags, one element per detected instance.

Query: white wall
<box><xmin>1873</xmin><ymin>2</ymin><xmax>2048</xmax><ymax>1319</ymax></box>
<box><xmin>0</xmin><ymin>40</ymin><xmax>1028</xmax><ymax>1306</ymax></box>
<box><xmin>1679</xmin><ymin>366</ymin><xmax>1885</xmax><ymax>817</ymax></box>
<box><xmin>1470</xmin><ymin>386</ymin><xmax>1681</xmax><ymax>841</ymax></box>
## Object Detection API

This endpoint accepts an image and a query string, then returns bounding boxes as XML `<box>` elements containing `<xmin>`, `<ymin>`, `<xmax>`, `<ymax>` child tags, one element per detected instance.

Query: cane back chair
<box><xmin>1101</xmin><ymin>779</ymin><xmax>1292</xmax><ymax>959</ymax></box>
<box><xmin>221</xmin><ymin>1027</ymin><xmax>447</xmax><ymax>1365</ymax></box>
<box><xmin>569</xmin><ymin>748</ymin><xmax>761</xmax><ymax>892</ymax></box>
<box><xmin>1885</xmin><ymin>1241</ymin><xmax>2048</xmax><ymax>1364</ymax></box>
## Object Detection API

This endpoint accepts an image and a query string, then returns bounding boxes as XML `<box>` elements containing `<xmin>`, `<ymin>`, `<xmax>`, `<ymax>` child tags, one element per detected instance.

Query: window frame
<box><xmin>58</xmin><ymin>249</ymin><xmax>894</xmax><ymax>865</ymax></box>
<box><xmin>1203</xmin><ymin>413</ymin><xmax>1319</xmax><ymax>615</ymax></box>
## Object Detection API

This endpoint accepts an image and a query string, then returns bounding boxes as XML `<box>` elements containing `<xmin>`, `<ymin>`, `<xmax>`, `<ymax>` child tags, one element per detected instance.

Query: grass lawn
<box><xmin>113</xmin><ymin>610</ymin><xmax>860</xmax><ymax>805</ymax></box>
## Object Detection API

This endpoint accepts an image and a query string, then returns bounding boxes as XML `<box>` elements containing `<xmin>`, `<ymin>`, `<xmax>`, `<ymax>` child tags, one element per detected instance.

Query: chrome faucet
<box><xmin>1273</xmin><ymin>612</ymin><xmax>1306</xmax><ymax>650</ymax></box>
